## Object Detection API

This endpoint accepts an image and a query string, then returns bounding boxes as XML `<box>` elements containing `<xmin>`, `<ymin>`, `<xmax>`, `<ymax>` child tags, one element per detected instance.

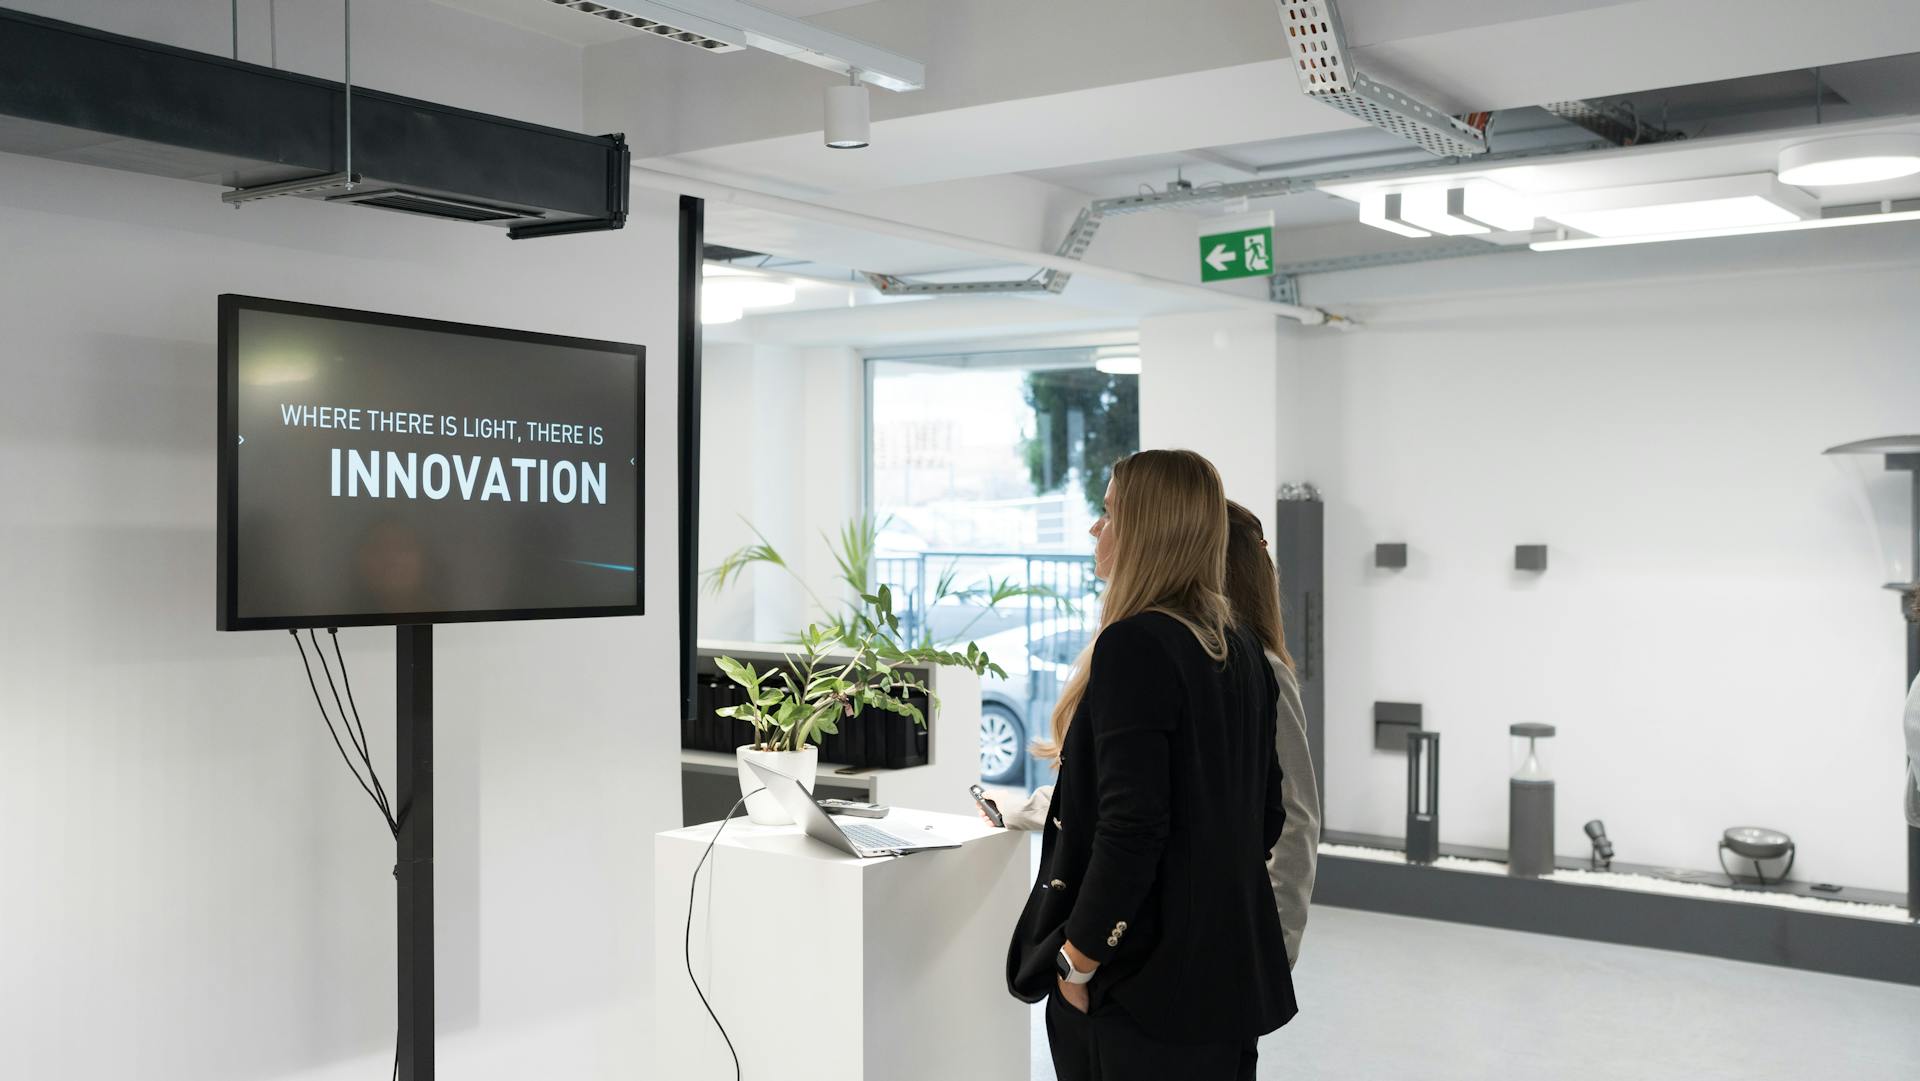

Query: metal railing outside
<box><xmin>874</xmin><ymin>550</ymin><xmax>1098</xmax><ymax>783</ymax></box>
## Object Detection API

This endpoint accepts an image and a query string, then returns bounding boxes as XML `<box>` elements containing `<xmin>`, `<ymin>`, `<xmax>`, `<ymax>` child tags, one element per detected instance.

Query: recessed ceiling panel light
<box><xmin>1530</xmin><ymin>203</ymin><xmax>1920</xmax><ymax>251</ymax></box>
<box><xmin>1357</xmin><ymin>191</ymin><xmax>1431</xmax><ymax>238</ymax></box>
<box><xmin>1540</xmin><ymin>174</ymin><xmax>1816</xmax><ymax>238</ymax></box>
<box><xmin>1778</xmin><ymin>133</ymin><xmax>1920</xmax><ymax>187</ymax></box>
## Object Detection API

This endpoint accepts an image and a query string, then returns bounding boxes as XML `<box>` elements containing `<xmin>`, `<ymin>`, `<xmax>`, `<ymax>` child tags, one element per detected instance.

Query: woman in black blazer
<box><xmin>1006</xmin><ymin>449</ymin><xmax>1296</xmax><ymax>1081</ymax></box>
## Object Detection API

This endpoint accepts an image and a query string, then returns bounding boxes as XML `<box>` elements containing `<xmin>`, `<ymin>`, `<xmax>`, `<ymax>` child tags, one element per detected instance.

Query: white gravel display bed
<box><xmin>1318</xmin><ymin>842</ymin><xmax>1912</xmax><ymax>923</ymax></box>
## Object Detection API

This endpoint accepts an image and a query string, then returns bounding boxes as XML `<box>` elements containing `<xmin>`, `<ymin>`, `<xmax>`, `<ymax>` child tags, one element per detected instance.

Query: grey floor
<box><xmin>1030</xmin><ymin>905</ymin><xmax>1920</xmax><ymax>1080</ymax></box>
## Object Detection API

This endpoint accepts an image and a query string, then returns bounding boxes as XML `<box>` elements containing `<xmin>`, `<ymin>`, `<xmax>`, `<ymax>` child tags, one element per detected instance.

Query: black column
<box><xmin>396</xmin><ymin>624</ymin><xmax>434</xmax><ymax>1081</ymax></box>
<box><xmin>678</xmin><ymin>195</ymin><xmax>704</xmax><ymax>729</ymax></box>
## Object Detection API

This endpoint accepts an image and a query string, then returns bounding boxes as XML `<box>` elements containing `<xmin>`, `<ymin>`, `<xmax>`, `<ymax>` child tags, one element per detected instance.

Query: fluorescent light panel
<box><xmin>1399</xmin><ymin>180</ymin><xmax>1534</xmax><ymax>236</ymax></box>
<box><xmin>1358</xmin><ymin>191</ymin><xmax>1430</xmax><ymax>238</ymax></box>
<box><xmin>1539</xmin><ymin>173</ymin><xmax>1815</xmax><ymax>238</ymax></box>
<box><xmin>1530</xmin><ymin>203</ymin><xmax>1920</xmax><ymax>251</ymax></box>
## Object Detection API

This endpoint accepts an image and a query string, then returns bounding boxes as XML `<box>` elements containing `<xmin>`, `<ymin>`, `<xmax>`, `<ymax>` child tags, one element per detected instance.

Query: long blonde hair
<box><xmin>1034</xmin><ymin>449</ymin><xmax>1233</xmax><ymax>765</ymax></box>
<box><xmin>1225</xmin><ymin>501</ymin><xmax>1295</xmax><ymax>672</ymax></box>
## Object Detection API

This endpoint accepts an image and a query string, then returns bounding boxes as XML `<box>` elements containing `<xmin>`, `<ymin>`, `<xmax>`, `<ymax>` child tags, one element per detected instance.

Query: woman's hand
<box><xmin>1055</xmin><ymin>975</ymin><xmax>1090</xmax><ymax>1014</ymax></box>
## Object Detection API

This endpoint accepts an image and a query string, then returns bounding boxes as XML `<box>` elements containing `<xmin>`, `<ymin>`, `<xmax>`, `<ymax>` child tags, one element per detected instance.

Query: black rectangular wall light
<box><xmin>1375</xmin><ymin>542</ymin><xmax>1407</xmax><ymax>569</ymax></box>
<box><xmin>1374</xmin><ymin>701</ymin><xmax>1423</xmax><ymax>752</ymax></box>
<box><xmin>1515</xmin><ymin>544</ymin><xmax>1548</xmax><ymax>572</ymax></box>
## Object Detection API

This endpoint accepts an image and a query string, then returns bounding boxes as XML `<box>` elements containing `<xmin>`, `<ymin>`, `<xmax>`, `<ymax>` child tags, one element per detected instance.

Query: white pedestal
<box><xmin>654</xmin><ymin>808</ymin><xmax>1030</xmax><ymax>1081</ymax></box>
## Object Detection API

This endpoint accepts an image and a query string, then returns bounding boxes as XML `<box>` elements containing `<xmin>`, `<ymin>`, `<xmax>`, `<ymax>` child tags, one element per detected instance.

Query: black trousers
<box><xmin>1046</xmin><ymin>992</ymin><xmax>1258</xmax><ymax>1081</ymax></box>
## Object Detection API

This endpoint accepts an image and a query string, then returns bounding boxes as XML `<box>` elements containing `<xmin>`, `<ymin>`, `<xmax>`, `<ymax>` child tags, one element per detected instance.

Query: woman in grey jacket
<box><xmin>990</xmin><ymin>500</ymin><xmax>1320</xmax><ymax>968</ymax></box>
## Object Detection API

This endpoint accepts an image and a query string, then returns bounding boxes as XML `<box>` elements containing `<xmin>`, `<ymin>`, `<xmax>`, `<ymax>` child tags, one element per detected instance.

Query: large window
<box><xmin>866</xmin><ymin>347</ymin><xmax>1139</xmax><ymax>788</ymax></box>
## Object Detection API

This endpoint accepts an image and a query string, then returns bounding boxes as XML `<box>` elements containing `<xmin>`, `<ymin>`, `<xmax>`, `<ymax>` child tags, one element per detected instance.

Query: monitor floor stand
<box><xmin>396</xmin><ymin>625</ymin><xmax>435</xmax><ymax>1081</ymax></box>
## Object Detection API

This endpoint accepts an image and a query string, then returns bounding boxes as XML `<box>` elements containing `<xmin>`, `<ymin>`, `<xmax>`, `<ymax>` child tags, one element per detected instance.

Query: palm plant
<box><xmin>715</xmin><ymin>586</ymin><xmax>1004</xmax><ymax>752</ymax></box>
<box><xmin>705</xmin><ymin>514</ymin><xmax>1072</xmax><ymax>753</ymax></box>
<box><xmin>705</xmin><ymin>513</ymin><xmax>1072</xmax><ymax>649</ymax></box>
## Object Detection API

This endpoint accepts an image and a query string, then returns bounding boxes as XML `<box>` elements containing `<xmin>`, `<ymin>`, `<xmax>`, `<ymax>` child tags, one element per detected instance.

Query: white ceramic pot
<box><xmin>736</xmin><ymin>744</ymin><xmax>818</xmax><ymax>825</ymax></box>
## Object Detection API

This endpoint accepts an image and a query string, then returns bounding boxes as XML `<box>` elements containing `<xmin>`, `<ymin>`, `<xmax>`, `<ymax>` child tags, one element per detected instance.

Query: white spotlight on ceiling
<box><xmin>825</xmin><ymin>72</ymin><xmax>870</xmax><ymax>149</ymax></box>
<box><xmin>1778</xmin><ymin>133</ymin><xmax>1920</xmax><ymax>187</ymax></box>
<box><xmin>1094</xmin><ymin>351</ymin><xmax>1141</xmax><ymax>376</ymax></box>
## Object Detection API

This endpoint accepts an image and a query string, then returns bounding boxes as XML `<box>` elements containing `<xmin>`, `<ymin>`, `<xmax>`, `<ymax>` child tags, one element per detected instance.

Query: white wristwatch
<box><xmin>1055</xmin><ymin>947</ymin><xmax>1094</xmax><ymax>985</ymax></box>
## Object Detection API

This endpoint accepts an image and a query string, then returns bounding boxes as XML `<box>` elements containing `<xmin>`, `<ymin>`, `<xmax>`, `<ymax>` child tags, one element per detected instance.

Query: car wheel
<box><xmin>978</xmin><ymin>704</ymin><xmax>1025</xmax><ymax>785</ymax></box>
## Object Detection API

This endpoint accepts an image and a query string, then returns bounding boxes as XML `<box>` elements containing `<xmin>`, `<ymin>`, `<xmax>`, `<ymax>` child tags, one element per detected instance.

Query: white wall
<box><xmin>1139</xmin><ymin>310</ymin><xmax>1294</xmax><ymax>542</ymax></box>
<box><xmin>697</xmin><ymin>345</ymin><xmax>863</xmax><ymax>642</ymax></box>
<box><xmin>0</xmin><ymin>13</ymin><xmax>682</xmax><ymax>1077</ymax></box>
<box><xmin>1295</xmin><ymin>227</ymin><xmax>1920</xmax><ymax>893</ymax></box>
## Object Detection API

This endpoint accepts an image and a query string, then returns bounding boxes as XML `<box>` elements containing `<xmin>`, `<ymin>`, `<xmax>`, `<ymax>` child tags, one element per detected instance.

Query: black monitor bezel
<box><xmin>216</xmin><ymin>293</ymin><xmax>646</xmax><ymax>631</ymax></box>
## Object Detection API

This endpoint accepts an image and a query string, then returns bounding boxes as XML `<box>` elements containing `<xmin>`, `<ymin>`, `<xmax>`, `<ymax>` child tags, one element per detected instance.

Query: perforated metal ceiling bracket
<box><xmin>1270</xmin><ymin>274</ymin><xmax>1300</xmax><ymax>306</ymax></box>
<box><xmin>1277</xmin><ymin>1</ymin><xmax>1488</xmax><ymax>158</ymax></box>
<box><xmin>1542</xmin><ymin>99</ymin><xmax>1681</xmax><ymax>147</ymax></box>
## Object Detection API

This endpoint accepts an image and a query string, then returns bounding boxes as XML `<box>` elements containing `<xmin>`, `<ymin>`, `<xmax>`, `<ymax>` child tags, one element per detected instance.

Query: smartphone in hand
<box><xmin>970</xmin><ymin>784</ymin><xmax>1005</xmax><ymax>828</ymax></box>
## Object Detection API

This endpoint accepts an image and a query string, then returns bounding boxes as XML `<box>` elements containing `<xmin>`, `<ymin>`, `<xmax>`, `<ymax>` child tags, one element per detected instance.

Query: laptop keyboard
<box><xmin>840</xmin><ymin>822</ymin><xmax>911</xmax><ymax>851</ymax></box>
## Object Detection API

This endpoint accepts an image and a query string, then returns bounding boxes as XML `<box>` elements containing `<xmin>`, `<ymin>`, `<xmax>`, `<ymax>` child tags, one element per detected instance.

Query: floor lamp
<box><xmin>1824</xmin><ymin>435</ymin><xmax>1920</xmax><ymax>920</ymax></box>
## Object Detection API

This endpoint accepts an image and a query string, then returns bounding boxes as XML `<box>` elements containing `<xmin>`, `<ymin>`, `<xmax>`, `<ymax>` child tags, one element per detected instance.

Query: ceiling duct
<box><xmin>1276</xmin><ymin>0</ymin><xmax>1489</xmax><ymax>158</ymax></box>
<box><xmin>0</xmin><ymin>9</ymin><xmax>629</xmax><ymax>238</ymax></box>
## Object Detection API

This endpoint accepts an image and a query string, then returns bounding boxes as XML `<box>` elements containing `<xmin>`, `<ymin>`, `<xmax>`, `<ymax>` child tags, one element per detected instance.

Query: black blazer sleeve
<box><xmin>1261</xmin><ymin>659</ymin><xmax>1286</xmax><ymax>854</ymax></box>
<box><xmin>1064</xmin><ymin>619</ymin><xmax>1181</xmax><ymax>966</ymax></box>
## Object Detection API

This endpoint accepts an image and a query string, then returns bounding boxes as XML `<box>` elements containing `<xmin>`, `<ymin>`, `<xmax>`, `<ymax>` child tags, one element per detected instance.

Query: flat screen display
<box><xmin>217</xmin><ymin>295</ymin><xmax>643</xmax><ymax>630</ymax></box>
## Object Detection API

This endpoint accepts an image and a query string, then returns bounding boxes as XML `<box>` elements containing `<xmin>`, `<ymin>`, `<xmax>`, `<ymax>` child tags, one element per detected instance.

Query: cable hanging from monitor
<box><xmin>292</xmin><ymin>629</ymin><xmax>399</xmax><ymax>836</ymax></box>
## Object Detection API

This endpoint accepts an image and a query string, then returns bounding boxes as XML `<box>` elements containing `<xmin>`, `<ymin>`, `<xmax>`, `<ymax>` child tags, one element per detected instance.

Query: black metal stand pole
<box><xmin>396</xmin><ymin>624</ymin><xmax>434</xmax><ymax>1080</ymax></box>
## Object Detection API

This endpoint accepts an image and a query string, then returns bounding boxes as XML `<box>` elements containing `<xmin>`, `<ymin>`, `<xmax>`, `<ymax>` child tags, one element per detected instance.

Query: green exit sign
<box><xmin>1198</xmin><ymin>226</ymin><xmax>1274</xmax><ymax>282</ymax></box>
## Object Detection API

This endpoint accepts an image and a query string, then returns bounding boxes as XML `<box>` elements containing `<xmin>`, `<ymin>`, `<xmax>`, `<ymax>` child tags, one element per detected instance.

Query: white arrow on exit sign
<box><xmin>1204</xmin><ymin>244</ymin><xmax>1236</xmax><ymax>273</ymax></box>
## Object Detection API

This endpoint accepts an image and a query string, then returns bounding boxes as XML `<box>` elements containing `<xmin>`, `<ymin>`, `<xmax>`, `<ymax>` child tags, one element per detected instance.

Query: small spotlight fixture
<box><xmin>825</xmin><ymin>71</ymin><xmax>870</xmax><ymax>150</ymax></box>
<box><xmin>1583</xmin><ymin>819</ymin><xmax>1614</xmax><ymax>869</ymax></box>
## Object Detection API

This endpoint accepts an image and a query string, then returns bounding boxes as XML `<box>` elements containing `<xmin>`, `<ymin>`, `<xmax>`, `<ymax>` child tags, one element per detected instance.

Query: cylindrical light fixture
<box><xmin>825</xmin><ymin>72</ymin><xmax>870</xmax><ymax>150</ymax></box>
<box><xmin>1778</xmin><ymin>133</ymin><xmax>1920</xmax><ymax>187</ymax></box>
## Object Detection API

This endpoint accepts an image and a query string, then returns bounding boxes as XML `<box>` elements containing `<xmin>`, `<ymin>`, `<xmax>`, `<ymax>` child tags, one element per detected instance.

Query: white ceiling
<box><xmin>430</xmin><ymin>0</ymin><xmax>876</xmax><ymax>46</ymax></box>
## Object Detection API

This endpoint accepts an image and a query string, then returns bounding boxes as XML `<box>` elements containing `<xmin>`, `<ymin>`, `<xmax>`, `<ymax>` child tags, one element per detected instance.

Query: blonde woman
<box><xmin>1003</xmin><ymin>451</ymin><xmax>1295</xmax><ymax>1081</ymax></box>
<box><xmin>991</xmin><ymin>501</ymin><xmax>1321</xmax><ymax>970</ymax></box>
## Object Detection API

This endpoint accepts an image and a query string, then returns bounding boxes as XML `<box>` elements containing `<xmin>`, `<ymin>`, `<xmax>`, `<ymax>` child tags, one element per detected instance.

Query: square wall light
<box><xmin>1539</xmin><ymin>173</ymin><xmax>1816</xmax><ymax>239</ymax></box>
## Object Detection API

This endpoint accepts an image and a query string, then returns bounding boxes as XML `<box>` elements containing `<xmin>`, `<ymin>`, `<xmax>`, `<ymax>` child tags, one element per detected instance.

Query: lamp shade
<box><xmin>1824</xmin><ymin>436</ymin><xmax>1920</xmax><ymax>587</ymax></box>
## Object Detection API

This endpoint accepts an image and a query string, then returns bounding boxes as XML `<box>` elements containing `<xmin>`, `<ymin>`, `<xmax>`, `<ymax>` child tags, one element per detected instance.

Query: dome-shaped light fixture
<box><xmin>1778</xmin><ymin>133</ymin><xmax>1920</xmax><ymax>187</ymax></box>
<box><xmin>825</xmin><ymin>71</ymin><xmax>870</xmax><ymax>149</ymax></box>
<box><xmin>1094</xmin><ymin>351</ymin><xmax>1140</xmax><ymax>376</ymax></box>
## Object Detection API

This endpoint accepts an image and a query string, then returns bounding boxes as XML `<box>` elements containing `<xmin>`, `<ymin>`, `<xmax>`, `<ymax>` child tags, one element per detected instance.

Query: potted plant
<box><xmin>715</xmin><ymin>586</ymin><xmax>1005</xmax><ymax>824</ymax></box>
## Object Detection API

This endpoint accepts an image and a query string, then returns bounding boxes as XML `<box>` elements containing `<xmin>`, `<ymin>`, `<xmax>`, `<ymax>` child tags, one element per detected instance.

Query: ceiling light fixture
<box><xmin>1538</xmin><ymin>173</ymin><xmax>1815</xmax><ymax>239</ymax></box>
<box><xmin>1530</xmin><ymin>199</ymin><xmax>1920</xmax><ymax>251</ymax></box>
<box><xmin>547</xmin><ymin>0</ymin><xmax>924</xmax><ymax>90</ymax></box>
<box><xmin>825</xmin><ymin>71</ymin><xmax>870</xmax><ymax>150</ymax></box>
<box><xmin>1399</xmin><ymin>179</ymin><xmax>1535</xmax><ymax>235</ymax></box>
<box><xmin>1357</xmin><ymin>191</ymin><xmax>1431</xmax><ymax>238</ymax></box>
<box><xmin>1778</xmin><ymin>133</ymin><xmax>1920</xmax><ymax>187</ymax></box>
<box><xmin>700</xmin><ymin>295</ymin><xmax>743</xmax><ymax>325</ymax></box>
<box><xmin>1094</xmin><ymin>352</ymin><xmax>1141</xmax><ymax>376</ymax></box>
<box><xmin>704</xmin><ymin>272</ymin><xmax>797</xmax><ymax>309</ymax></box>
